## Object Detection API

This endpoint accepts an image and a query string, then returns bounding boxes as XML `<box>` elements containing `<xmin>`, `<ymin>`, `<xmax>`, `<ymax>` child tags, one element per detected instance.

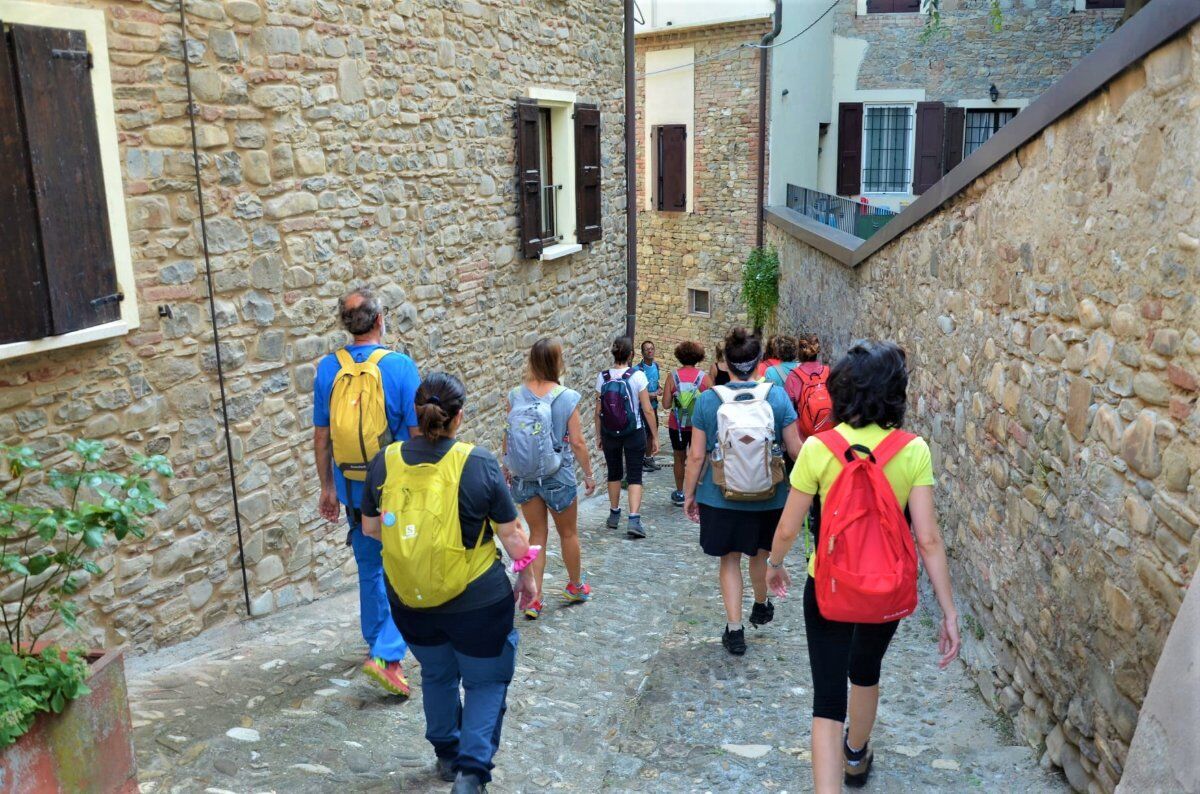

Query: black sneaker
<box><xmin>627</xmin><ymin>514</ymin><xmax>646</xmax><ymax>539</ymax></box>
<box><xmin>670</xmin><ymin>489</ymin><xmax>685</xmax><ymax>506</ymax></box>
<box><xmin>721</xmin><ymin>627</ymin><xmax>746</xmax><ymax>655</ymax></box>
<box><xmin>749</xmin><ymin>600</ymin><xmax>775</xmax><ymax>628</ymax></box>
<box><xmin>605</xmin><ymin>509</ymin><xmax>621</xmax><ymax>529</ymax></box>
<box><xmin>452</xmin><ymin>771</ymin><xmax>487</xmax><ymax>793</ymax></box>
<box><xmin>643</xmin><ymin>457</ymin><xmax>660</xmax><ymax>471</ymax></box>
<box><xmin>844</xmin><ymin>738</ymin><xmax>874</xmax><ymax>788</ymax></box>
<box><xmin>436</xmin><ymin>757</ymin><xmax>457</xmax><ymax>782</ymax></box>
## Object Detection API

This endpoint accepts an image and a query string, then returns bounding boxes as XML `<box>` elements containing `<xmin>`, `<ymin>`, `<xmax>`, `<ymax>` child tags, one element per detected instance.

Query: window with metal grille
<box><xmin>688</xmin><ymin>288</ymin><xmax>710</xmax><ymax>316</ymax></box>
<box><xmin>536</xmin><ymin>108</ymin><xmax>562</xmax><ymax>244</ymax></box>
<box><xmin>861</xmin><ymin>105</ymin><xmax>914</xmax><ymax>193</ymax></box>
<box><xmin>964</xmin><ymin>109</ymin><xmax>1017</xmax><ymax>158</ymax></box>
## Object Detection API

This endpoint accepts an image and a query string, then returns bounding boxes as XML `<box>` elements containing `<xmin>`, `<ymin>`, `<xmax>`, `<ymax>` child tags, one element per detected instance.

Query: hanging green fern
<box><xmin>740</xmin><ymin>246</ymin><xmax>780</xmax><ymax>333</ymax></box>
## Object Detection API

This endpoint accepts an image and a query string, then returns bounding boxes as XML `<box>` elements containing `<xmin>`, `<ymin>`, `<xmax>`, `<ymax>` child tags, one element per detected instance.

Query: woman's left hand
<box><xmin>583</xmin><ymin>475</ymin><xmax>596</xmax><ymax>497</ymax></box>
<box><xmin>683</xmin><ymin>495</ymin><xmax>700</xmax><ymax>523</ymax></box>
<box><xmin>513</xmin><ymin>569</ymin><xmax>538</xmax><ymax>610</ymax></box>
<box><xmin>765</xmin><ymin>564</ymin><xmax>791</xmax><ymax>599</ymax></box>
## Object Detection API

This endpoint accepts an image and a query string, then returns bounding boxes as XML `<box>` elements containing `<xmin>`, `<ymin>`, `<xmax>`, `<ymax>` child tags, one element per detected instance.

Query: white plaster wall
<box><xmin>635</xmin><ymin>0</ymin><xmax>774</xmax><ymax>32</ymax></box>
<box><xmin>644</xmin><ymin>47</ymin><xmax>695</xmax><ymax>212</ymax></box>
<box><xmin>767</xmin><ymin>0</ymin><xmax>836</xmax><ymax>204</ymax></box>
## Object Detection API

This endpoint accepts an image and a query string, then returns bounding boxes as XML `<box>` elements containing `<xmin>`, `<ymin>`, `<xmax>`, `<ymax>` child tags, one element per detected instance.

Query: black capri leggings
<box><xmin>804</xmin><ymin>576</ymin><xmax>900</xmax><ymax>723</ymax></box>
<box><xmin>601</xmin><ymin>432</ymin><xmax>647</xmax><ymax>486</ymax></box>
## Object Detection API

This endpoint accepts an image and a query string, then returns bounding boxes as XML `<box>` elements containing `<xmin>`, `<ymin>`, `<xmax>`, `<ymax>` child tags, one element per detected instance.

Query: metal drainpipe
<box><xmin>756</xmin><ymin>0</ymin><xmax>783</xmax><ymax>250</ymax></box>
<box><xmin>624</xmin><ymin>0</ymin><xmax>638</xmax><ymax>340</ymax></box>
<box><xmin>178</xmin><ymin>2</ymin><xmax>254</xmax><ymax>618</ymax></box>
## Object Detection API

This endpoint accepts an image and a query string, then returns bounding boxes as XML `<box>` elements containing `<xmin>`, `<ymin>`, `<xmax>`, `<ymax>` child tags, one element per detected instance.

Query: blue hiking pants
<box><xmin>346</xmin><ymin>508</ymin><xmax>408</xmax><ymax>663</ymax></box>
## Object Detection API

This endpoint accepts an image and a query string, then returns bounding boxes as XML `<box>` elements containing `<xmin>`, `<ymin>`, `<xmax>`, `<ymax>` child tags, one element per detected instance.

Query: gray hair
<box><xmin>338</xmin><ymin>288</ymin><xmax>382</xmax><ymax>336</ymax></box>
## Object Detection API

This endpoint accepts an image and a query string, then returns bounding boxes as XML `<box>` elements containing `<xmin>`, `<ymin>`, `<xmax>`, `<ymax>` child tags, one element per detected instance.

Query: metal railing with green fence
<box><xmin>785</xmin><ymin>184</ymin><xmax>896</xmax><ymax>241</ymax></box>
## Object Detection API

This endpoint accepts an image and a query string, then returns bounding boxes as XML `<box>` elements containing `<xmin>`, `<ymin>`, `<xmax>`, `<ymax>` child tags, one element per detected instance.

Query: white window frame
<box><xmin>860</xmin><ymin>102</ymin><xmax>916</xmax><ymax>196</ymax></box>
<box><xmin>526</xmin><ymin>86</ymin><xmax>582</xmax><ymax>261</ymax></box>
<box><xmin>0</xmin><ymin>0</ymin><xmax>139</xmax><ymax>363</ymax></box>
<box><xmin>687</xmin><ymin>286</ymin><xmax>711</xmax><ymax>318</ymax></box>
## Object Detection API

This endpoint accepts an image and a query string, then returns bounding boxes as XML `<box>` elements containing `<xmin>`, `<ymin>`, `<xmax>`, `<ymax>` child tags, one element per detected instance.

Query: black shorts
<box><xmin>601</xmin><ymin>432</ymin><xmax>647</xmax><ymax>485</ymax></box>
<box><xmin>668</xmin><ymin>427</ymin><xmax>692</xmax><ymax>452</ymax></box>
<box><xmin>698</xmin><ymin>503</ymin><xmax>782</xmax><ymax>557</ymax></box>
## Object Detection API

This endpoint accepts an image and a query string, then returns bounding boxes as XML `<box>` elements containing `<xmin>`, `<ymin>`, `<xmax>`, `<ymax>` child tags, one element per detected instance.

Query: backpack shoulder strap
<box><xmin>601</xmin><ymin>369</ymin><xmax>613</xmax><ymax>383</ymax></box>
<box><xmin>692</xmin><ymin>370</ymin><xmax>704</xmax><ymax>387</ymax></box>
<box><xmin>870</xmin><ymin>430</ymin><xmax>919</xmax><ymax>468</ymax></box>
<box><xmin>334</xmin><ymin>348</ymin><xmax>355</xmax><ymax>370</ymax></box>
<box><xmin>365</xmin><ymin>348</ymin><xmax>391</xmax><ymax>366</ymax></box>
<box><xmin>815</xmin><ymin>429</ymin><xmax>853</xmax><ymax>467</ymax></box>
<box><xmin>547</xmin><ymin>384</ymin><xmax>567</xmax><ymax>403</ymax></box>
<box><xmin>750</xmin><ymin>382</ymin><xmax>772</xmax><ymax>401</ymax></box>
<box><xmin>713</xmin><ymin>385</ymin><xmax>736</xmax><ymax>404</ymax></box>
<box><xmin>621</xmin><ymin>368</ymin><xmax>634</xmax><ymax>381</ymax></box>
<box><xmin>672</xmin><ymin>369</ymin><xmax>682</xmax><ymax>388</ymax></box>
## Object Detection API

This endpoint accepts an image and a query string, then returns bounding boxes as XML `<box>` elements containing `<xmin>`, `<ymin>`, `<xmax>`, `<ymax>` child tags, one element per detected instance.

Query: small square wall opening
<box><xmin>688</xmin><ymin>288</ymin><xmax>710</xmax><ymax>316</ymax></box>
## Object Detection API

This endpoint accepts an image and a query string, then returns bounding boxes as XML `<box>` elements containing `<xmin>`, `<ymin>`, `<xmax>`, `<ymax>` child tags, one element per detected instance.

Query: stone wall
<box><xmin>768</xmin><ymin>25</ymin><xmax>1200</xmax><ymax>793</ymax></box>
<box><xmin>840</xmin><ymin>0</ymin><xmax>1120</xmax><ymax>102</ymax></box>
<box><xmin>634</xmin><ymin>19</ymin><xmax>766</xmax><ymax>355</ymax></box>
<box><xmin>0</xmin><ymin>0</ymin><xmax>627</xmax><ymax>651</ymax></box>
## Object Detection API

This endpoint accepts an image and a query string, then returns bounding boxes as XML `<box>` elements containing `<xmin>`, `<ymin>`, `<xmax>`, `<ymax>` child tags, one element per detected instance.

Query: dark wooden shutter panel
<box><xmin>943</xmin><ymin>106</ymin><xmax>966</xmax><ymax>174</ymax></box>
<box><xmin>835</xmin><ymin>103</ymin><xmax>863</xmax><ymax>197</ymax></box>
<box><xmin>656</xmin><ymin>124</ymin><xmax>686</xmax><ymax>212</ymax></box>
<box><xmin>913</xmin><ymin>101</ymin><xmax>945</xmax><ymax>195</ymax></box>
<box><xmin>0</xmin><ymin>25</ymin><xmax>51</xmax><ymax>344</ymax></box>
<box><xmin>1085</xmin><ymin>0</ymin><xmax>1124</xmax><ymax>8</ymax></box>
<box><xmin>574</xmin><ymin>102</ymin><xmax>602</xmax><ymax>243</ymax></box>
<box><xmin>894</xmin><ymin>0</ymin><xmax>921</xmax><ymax>11</ymax></box>
<box><xmin>650</xmin><ymin>125</ymin><xmax>661</xmax><ymax>211</ymax></box>
<box><xmin>865</xmin><ymin>0</ymin><xmax>895</xmax><ymax>11</ymax></box>
<box><xmin>11</xmin><ymin>24</ymin><xmax>118</xmax><ymax>334</ymax></box>
<box><xmin>516</xmin><ymin>98</ymin><xmax>543</xmax><ymax>258</ymax></box>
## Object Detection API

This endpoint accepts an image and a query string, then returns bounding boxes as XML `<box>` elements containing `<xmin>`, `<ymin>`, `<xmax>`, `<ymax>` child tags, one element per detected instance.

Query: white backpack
<box><xmin>710</xmin><ymin>383</ymin><xmax>785</xmax><ymax>501</ymax></box>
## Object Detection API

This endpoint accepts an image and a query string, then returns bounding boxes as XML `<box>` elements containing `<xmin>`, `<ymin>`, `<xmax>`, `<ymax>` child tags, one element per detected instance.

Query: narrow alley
<box><xmin>127</xmin><ymin>461</ymin><xmax>1063</xmax><ymax>793</ymax></box>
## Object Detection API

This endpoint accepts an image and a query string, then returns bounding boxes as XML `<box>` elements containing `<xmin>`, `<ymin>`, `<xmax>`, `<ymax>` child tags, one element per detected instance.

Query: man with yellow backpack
<box><xmin>313</xmin><ymin>288</ymin><xmax>420</xmax><ymax>697</ymax></box>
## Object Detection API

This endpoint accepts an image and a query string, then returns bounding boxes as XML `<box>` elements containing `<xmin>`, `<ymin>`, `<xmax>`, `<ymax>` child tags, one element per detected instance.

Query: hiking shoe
<box><xmin>451</xmin><ymin>771</ymin><xmax>487</xmax><ymax>793</ymax></box>
<box><xmin>643</xmin><ymin>457</ymin><xmax>661</xmax><ymax>471</ymax></box>
<box><xmin>362</xmin><ymin>657</ymin><xmax>410</xmax><ymax>697</ymax></box>
<box><xmin>722</xmin><ymin>627</ymin><xmax>746</xmax><ymax>656</ymax></box>
<box><xmin>605</xmin><ymin>508</ymin><xmax>621</xmax><ymax>529</ymax></box>
<box><xmin>564</xmin><ymin>579</ymin><xmax>591</xmax><ymax>603</ymax></box>
<box><xmin>523</xmin><ymin>599</ymin><xmax>544</xmax><ymax>620</ymax></box>
<box><xmin>627</xmin><ymin>514</ymin><xmax>646</xmax><ymax>539</ymax></box>
<box><xmin>844</xmin><ymin>740</ymin><xmax>874</xmax><ymax>788</ymax></box>
<box><xmin>436</xmin><ymin>757</ymin><xmax>457</xmax><ymax>782</ymax></box>
<box><xmin>670</xmin><ymin>489</ymin><xmax>685</xmax><ymax>506</ymax></box>
<box><xmin>749</xmin><ymin>600</ymin><xmax>775</xmax><ymax>628</ymax></box>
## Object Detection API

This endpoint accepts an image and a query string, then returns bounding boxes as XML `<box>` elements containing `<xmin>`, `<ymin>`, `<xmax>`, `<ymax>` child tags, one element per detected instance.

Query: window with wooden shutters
<box><xmin>0</xmin><ymin>21</ymin><xmax>120</xmax><ymax>345</ymax></box>
<box><xmin>516</xmin><ymin>98</ymin><xmax>544</xmax><ymax>258</ymax></box>
<box><xmin>964</xmin><ymin>108</ymin><xmax>1017</xmax><ymax>158</ymax></box>
<box><xmin>912</xmin><ymin>101</ymin><xmax>945</xmax><ymax>195</ymax></box>
<box><xmin>574</xmin><ymin>102</ymin><xmax>601</xmax><ymax>243</ymax></box>
<box><xmin>835</xmin><ymin>103</ymin><xmax>863</xmax><ymax>196</ymax></box>
<box><xmin>861</xmin><ymin>104</ymin><xmax>915</xmax><ymax>194</ymax></box>
<box><xmin>652</xmin><ymin>124</ymin><xmax>687</xmax><ymax>212</ymax></box>
<box><xmin>866</xmin><ymin>0</ymin><xmax>922</xmax><ymax>12</ymax></box>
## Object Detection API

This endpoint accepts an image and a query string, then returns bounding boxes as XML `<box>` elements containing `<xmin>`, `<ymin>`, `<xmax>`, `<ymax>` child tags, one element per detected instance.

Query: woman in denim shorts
<box><xmin>503</xmin><ymin>338</ymin><xmax>597</xmax><ymax>619</ymax></box>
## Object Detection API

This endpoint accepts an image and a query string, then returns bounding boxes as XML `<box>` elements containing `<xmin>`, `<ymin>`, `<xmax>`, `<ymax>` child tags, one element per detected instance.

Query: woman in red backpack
<box><xmin>764</xmin><ymin>341</ymin><xmax>960</xmax><ymax>792</ymax></box>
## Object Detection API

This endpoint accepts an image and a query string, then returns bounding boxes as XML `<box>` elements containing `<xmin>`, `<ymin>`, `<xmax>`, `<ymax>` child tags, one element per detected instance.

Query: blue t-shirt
<box><xmin>636</xmin><ymin>360</ymin><xmax>661</xmax><ymax>402</ymax></box>
<box><xmin>692</xmin><ymin>381</ymin><xmax>798</xmax><ymax>511</ymax></box>
<box><xmin>763</xmin><ymin>361</ymin><xmax>799</xmax><ymax>389</ymax></box>
<box><xmin>313</xmin><ymin>343</ymin><xmax>420</xmax><ymax>508</ymax></box>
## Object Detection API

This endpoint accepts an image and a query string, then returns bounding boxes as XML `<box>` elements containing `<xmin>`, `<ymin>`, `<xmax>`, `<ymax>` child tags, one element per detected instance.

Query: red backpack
<box><xmin>812</xmin><ymin>429</ymin><xmax>918</xmax><ymax>624</ymax></box>
<box><xmin>785</xmin><ymin>362</ymin><xmax>833</xmax><ymax>438</ymax></box>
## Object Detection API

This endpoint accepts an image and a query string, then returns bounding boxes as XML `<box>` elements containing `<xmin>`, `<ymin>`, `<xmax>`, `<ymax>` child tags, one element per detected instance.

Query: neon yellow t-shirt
<box><xmin>790</xmin><ymin>423</ymin><xmax>935</xmax><ymax>576</ymax></box>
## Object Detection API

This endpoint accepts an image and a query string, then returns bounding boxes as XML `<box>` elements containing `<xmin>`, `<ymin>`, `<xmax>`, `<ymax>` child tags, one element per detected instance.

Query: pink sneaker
<box><xmin>564</xmin><ymin>579</ymin><xmax>591</xmax><ymax>603</ymax></box>
<box><xmin>362</xmin><ymin>657</ymin><xmax>410</xmax><ymax>697</ymax></box>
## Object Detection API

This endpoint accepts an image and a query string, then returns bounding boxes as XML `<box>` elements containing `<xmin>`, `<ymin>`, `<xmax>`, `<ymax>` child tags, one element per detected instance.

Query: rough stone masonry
<box><xmin>768</xmin><ymin>25</ymin><xmax>1200</xmax><ymax>793</ymax></box>
<box><xmin>0</xmin><ymin>0</ymin><xmax>627</xmax><ymax>652</ymax></box>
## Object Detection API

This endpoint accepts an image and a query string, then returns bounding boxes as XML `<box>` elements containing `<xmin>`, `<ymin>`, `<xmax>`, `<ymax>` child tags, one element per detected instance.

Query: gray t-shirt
<box><xmin>361</xmin><ymin>437</ymin><xmax>518</xmax><ymax>613</ymax></box>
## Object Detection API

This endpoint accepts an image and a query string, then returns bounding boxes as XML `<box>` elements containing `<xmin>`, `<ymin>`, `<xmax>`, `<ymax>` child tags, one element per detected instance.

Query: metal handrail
<box><xmin>785</xmin><ymin>184</ymin><xmax>896</xmax><ymax>241</ymax></box>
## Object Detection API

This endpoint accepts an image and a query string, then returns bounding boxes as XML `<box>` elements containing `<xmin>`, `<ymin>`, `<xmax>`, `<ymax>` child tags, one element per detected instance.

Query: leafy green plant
<box><xmin>740</xmin><ymin>246</ymin><xmax>781</xmax><ymax>334</ymax></box>
<box><xmin>0</xmin><ymin>440</ymin><xmax>171</xmax><ymax>746</ymax></box>
<box><xmin>921</xmin><ymin>0</ymin><xmax>1003</xmax><ymax>43</ymax></box>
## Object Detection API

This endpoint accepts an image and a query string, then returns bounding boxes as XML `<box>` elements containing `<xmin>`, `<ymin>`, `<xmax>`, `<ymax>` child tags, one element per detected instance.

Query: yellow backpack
<box><xmin>378</xmin><ymin>441</ymin><xmax>498</xmax><ymax>608</ymax></box>
<box><xmin>329</xmin><ymin>348</ymin><xmax>392</xmax><ymax>482</ymax></box>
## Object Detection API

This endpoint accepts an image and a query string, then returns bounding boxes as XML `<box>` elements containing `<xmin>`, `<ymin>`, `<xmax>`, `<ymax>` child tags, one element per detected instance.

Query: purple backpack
<box><xmin>599</xmin><ymin>369</ymin><xmax>639</xmax><ymax>438</ymax></box>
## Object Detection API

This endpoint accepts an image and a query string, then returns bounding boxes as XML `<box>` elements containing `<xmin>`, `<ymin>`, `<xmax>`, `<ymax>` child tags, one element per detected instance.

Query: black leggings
<box><xmin>601</xmin><ymin>432</ymin><xmax>647</xmax><ymax>486</ymax></box>
<box><xmin>804</xmin><ymin>577</ymin><xmax>900</xmax><ymax>723</ymax></box>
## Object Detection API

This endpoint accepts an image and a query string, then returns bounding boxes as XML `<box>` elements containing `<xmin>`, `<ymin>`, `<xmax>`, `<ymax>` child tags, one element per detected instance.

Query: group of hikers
<box><xmin>312</xmin><ymin>288</ymin><xmax>962</xmax><ymax>793</ymax></box>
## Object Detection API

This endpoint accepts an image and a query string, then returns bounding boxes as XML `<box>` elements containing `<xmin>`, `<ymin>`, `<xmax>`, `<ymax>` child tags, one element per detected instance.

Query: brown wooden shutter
<box><xmin>0</xmin><ymin>24</ymin><xmax>50</xmax><ymax>344</ymax></box>
<box><xmin>835</xmin><ymin>103</ymin><xmax>863</xmax><ymax>197</ymax></box>
<box><xmin>912</xmin><ymin>101</ymin><xmax>945</xmax><ymax>195</ymax></box>
<box><xmin>943</xmin><ymin>106</ymin><xmax>966</xmax><ymax>174</ymax></box>
<box><xmin>574</xmin><ymin>102</ymin><xmax>602</xmax><ymax>243</ymax></box>
<box><xmin>655</xmin><ymin>124</ymin><xmax>686</xmax><ymax>212</ymax></box>
<box><xmin>894</xmin><ymin>0</ymin><xmax>922</xmax><ymax>11</ymax></box>
<box><xmin>1085</xmin><ymin>0</ymin><xmax>1124</xmax><ymax>8</ymax></box>
<box><xmin>11</xmin><ymin>24</ymin><xmax>119</xmax><ymax>334</ymax></box>
<box><xmin>865</xmin><ymin>0</ymin><xmax>894</xmax><ymax>11</ymax></box>
<box><xmin>516</xmin><ymin>98</ymin><xmax>543</xmax><ymax>258</ymax></box>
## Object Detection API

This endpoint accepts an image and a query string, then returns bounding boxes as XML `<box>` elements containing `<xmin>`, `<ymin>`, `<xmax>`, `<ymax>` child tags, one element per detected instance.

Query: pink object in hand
<box><xmin>508</xmin><ymin>545</ymin><xmax>542</xmax><ymax>573</ymax></box>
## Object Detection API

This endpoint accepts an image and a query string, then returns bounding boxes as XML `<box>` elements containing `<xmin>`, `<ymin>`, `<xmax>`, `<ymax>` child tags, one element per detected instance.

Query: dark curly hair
<box><xmin>415</xmin><ymin>372</ymin><xmax>466</xmax><ymax>442</ymax></box>
<box><xmin>828</xmin><ymin>340</ymin><xmax>908</xmax><ymax>429</ymax></box>
<box><xmin>773</xmin><ymin>335</ymin><xmax>798</xmax><ymax>362</ymax></box>
<box><xmin>674</xmin><ymin>340</ymin><xmax>705</xmax><ymax>366</ymax></box>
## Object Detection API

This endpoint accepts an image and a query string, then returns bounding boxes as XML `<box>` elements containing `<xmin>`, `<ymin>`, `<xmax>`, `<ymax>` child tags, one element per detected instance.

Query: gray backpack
<box><xmin>504</xmin><ymin>385</ymin><xmax>567</xmax><ymax>481</ymax></box>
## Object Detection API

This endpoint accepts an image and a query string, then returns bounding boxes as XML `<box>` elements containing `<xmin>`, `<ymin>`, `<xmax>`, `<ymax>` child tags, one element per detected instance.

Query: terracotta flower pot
<box><xmin>0</xmin><ymin>649</ymin><xmax>137</xmax><ymax>794</ymax></box>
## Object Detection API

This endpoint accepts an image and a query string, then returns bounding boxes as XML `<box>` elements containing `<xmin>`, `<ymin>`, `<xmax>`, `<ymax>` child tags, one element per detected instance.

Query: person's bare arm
<box><xmin>361</xmin><ymin>512</ymin><xmax>381</xmax><ymax>540</ymax></box>
<box><xmin>314</xmin><ymin>426</ymin><xmax>339</xmax><ymax>522</ymax></box>
<box><xmin>566</xmin><ymin>408</ymin><xmax>596</xmax><ymax>496</ymax></box>
<box><xmin>764</xmin><ymin>486</ymin><xmax>814</xmax><ymax>599</ymax></box>
<box><xmin>682</xmin><ymin>426</ymin><xmax>707</xmax><ymax>522</ymax></box>
<box><xmin>909</xmin><ymin>485</ymin><xmax>960</xmax><ymax>667</ymax></box>
<box><xmin>637</xmin><ymin>389</ymin><xmax>659</xmax><ymax>455</ymax></box>
<box><xmin>595</xmin><ymin>397</ymin><xmax>603</xmax><ymax>450</ymax></box>
<box><xmin>662</xmin><ymin>372</ymin><xmax>675</xmax><ymax>413</ymax></box>
<box><xmin>782</xmin><ymin>421</ymin><xmax>803</xmax><ymax>460</ymax></box>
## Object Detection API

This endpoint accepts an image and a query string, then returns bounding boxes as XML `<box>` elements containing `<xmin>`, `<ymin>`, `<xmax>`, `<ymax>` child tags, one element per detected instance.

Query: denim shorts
<box><xmin>510</xmin><ymin>473</ymin><xmax>578</xmax><ymax>513</ymax></box>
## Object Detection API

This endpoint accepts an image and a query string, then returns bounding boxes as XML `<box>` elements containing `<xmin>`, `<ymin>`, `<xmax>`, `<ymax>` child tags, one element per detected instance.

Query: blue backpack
<box><xmin>599</xmin><ymin>369</ymin><xmax>639</xmax><ymax>438</ymax></box>
<box><xmin>504</xmin><ymin>386</ymin><xmax>566</xmax><ymax>481</ymax></box>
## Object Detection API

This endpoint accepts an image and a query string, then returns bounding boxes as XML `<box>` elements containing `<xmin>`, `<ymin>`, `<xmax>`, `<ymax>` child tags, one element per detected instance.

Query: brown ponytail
<box><xmin>796</xmin><ymin>333</ymin><xmax>821</xmax><ymax>363</ymax></box>
<box><xmin>414</xmin><ymin>372</ymin><xmax>466</xmax><ymax>442</ymax></box>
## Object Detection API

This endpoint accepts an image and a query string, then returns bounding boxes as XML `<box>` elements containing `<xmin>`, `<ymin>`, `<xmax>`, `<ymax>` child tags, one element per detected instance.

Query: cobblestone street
<box><xmin>128</xmin><ymin>459</ymin><xmax>1065</xmax><ymax>793</ymax></box>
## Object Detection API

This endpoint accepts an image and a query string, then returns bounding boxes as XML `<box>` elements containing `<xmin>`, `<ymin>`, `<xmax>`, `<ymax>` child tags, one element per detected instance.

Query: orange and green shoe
<box><xmin>362</xmin><ymin>657</ymin><xmax>410</xmax><ymax>698</ymax></box>
<box><xmin>564</xmin><ymin>579</ymin><xmax>592</xmax><ymax>603</ymax></box>
<box><xmin>523</xmin><ymin>599</ymin><xmax>544</xmax><ymax>620</ymax></box>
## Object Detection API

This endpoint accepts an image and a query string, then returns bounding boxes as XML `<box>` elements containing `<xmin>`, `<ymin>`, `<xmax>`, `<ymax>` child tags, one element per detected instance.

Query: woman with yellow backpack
<box><xmin>360</xmin><ymin>372</ymin><xmax>537</xmax><ymax>793</ymax></box>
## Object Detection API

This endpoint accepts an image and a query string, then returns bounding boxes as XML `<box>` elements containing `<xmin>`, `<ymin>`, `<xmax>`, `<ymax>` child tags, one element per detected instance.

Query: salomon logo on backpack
<box><xmin>329</xmin><ymin>348</ymin><xmax>393</xmax><ymax>482</ymax></box>
<box><xmin>671</xmin><ymin>370</ymin><xmax>705</xmax><ymax>429</ymax></box>
<box><xmin>785</xmin><ymin>362</ymin><xmax>833</xmax><ymax>439</ymax></box>
<box><xmin>812</xmin><ymin>429</ymin><xmax>919</xmax><ymax>623</ymax></box>
<box><xmin>710</xmin><ymin>383</ymin><xmax>784</xmax><ymax>501</ymax></box>
<box><xmin>599</xmin><ymin>369</ymin><xmax>639</xmax><ymax>438</ymax></box>
<box><xmin>504</xmin><ymin>386</ymin><xmax>566</xmax><ymax>481</ymax></box>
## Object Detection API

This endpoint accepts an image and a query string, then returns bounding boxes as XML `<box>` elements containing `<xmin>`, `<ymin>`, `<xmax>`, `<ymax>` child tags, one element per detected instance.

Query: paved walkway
<box><xmin>128</xmin><ymin>458</ymin><xmax>1065</xmax><ymax>793</ymax></box>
